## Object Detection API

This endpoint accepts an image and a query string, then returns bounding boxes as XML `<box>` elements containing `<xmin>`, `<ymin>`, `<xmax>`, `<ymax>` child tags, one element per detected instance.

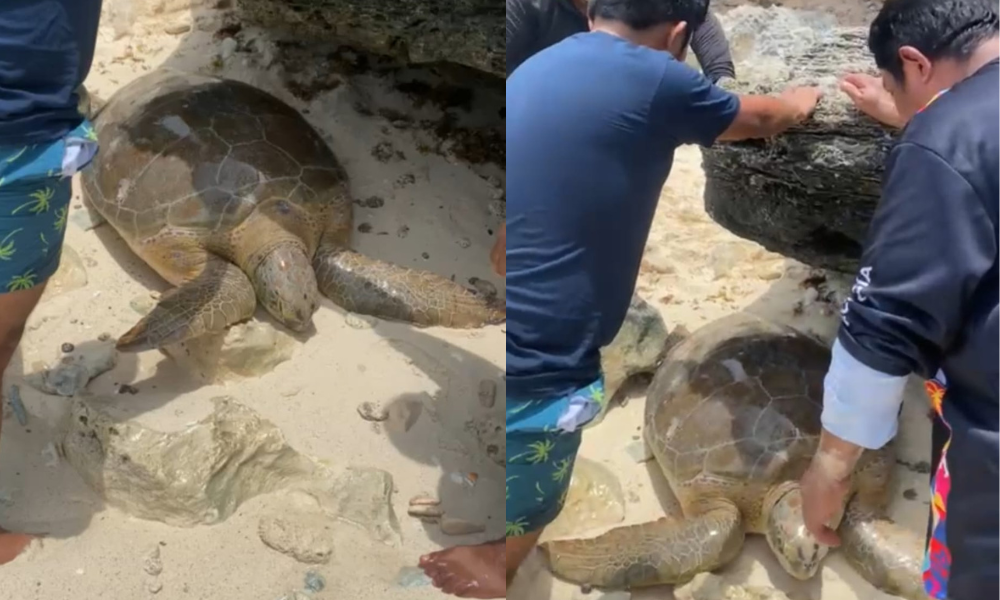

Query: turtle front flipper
<box><xmin>117</xmin><ymin>259</ymin><xmax>258</xmax><ymax>352</ymax></box>
<box><xmin>839</xmin><ymin>502</ymin><xmax>926</xmax><ymax>600</ymax></box>
<box><xmin>313</xmin><ymin>245</ymin><xmax>504</xmax><ymax>328</ymax></box>
<box><xmin>541</xmin><ymin>501</ymin><xmax>744</xmax><ymax>588</ymax></box>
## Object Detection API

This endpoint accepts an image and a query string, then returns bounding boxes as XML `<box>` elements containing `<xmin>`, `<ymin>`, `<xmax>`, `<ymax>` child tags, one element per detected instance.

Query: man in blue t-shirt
<box><xmin>0</xmin><ymin>0</ymin><xmax>103</xmax><ymax>564</ymax></box>
<box><xmin>418</xmin><ymin>1</ymin><xmax>822</xmax><ymax>596</ymax></box>
<box><xmin>799</xmin><ymin>2</ymin><xmax>998</xmax><ymax>599</ymax></box>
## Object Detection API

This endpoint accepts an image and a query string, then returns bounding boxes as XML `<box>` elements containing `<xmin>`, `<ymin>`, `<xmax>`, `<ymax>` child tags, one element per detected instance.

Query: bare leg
<box><xmin>0</xmin><ymin>284</ymin><xmax>47</xmax><ymax>565</ymax></box>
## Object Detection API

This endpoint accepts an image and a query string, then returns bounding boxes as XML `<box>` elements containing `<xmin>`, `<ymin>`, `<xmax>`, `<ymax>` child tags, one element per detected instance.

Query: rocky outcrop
<box><xmin>64</xmin><ymin>397</ymin><xmax>401</xmax><ymax>548</ymax></box>
<box><xmin>703</xmin><ymin>7</ymin><xmax>895</xmax><ymax>273</ymax></box>
<box><xmin>235</xmin><ymin>0</ymin><xmax>503</xmax><ymax>77</ymax></box>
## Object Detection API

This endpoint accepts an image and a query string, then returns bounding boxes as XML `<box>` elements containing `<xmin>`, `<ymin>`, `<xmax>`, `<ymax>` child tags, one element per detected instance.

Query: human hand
<box><xmin>491</xmin><ymin>224</ymin><xmax>505</xmax><ymax>277</ymax></box>
<box><xmin>800</xmin><ymin>459</ymin><xmax>851</xmax><ymax>547</ymax></box>
<box><xmin>839</xmin><ymin>74</ymin><xmax>904</xmax><ymax>128</ymax></box>
<box><xmin>779</xmin><ymin>86</ymin><xmax>824</xmax><ymax>123</ymax></box>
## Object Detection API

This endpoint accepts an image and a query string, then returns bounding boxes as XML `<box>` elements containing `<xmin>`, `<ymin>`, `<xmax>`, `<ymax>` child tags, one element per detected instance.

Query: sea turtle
<box><xmin>81</xmin><ymin>69</ymin><xmax>504</xmax><ymax>351</ymax></box>
<box><xmin>542</xmin><ymin>313</ymin><xmax>926</xmax><ymax>600</ymax></box>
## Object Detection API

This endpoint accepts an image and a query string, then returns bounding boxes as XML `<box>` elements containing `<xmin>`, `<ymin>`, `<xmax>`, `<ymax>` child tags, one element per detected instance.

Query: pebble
<box><xmin>163</xmin><ymin>23</ymin><xmax>191</xmax><ymax>35</ymax></box>
<box><xmin>408</xmin><ymin>495</ymin><xmax>440</xmax><ymax>507</ymax></box>
<box><xmin>396</xmin><ymin>566</ymin><xmax>433</xmax><ymax>588</ymax></box>
<box><xmin>344</xmin><ymin>313</ymin><xmax>376</xmax><ymax>329</ymax></box>
<box><xmin>477</xmin><ymin>379</ymin><xmax>497</xmax><ymax>409</ymax></box>
<box><xmin>147</xmin><ymin>581</ymin><xmax>163</xmax><ymax>594</ymax></box>
<box><xmin>219</xmin><ymin>37</ymin><xmax>238</xmax><ymax>61</ymax></box>
<box><xmin>456</xmin><ymin>237</ymin><xmax>472</xmax><ymax>249</ymax></box>
<box><xmin>41</xmin><ymin>443</ymin><xmax>60</xmax><ymax>468</ymax></box>
<box><xmin>61</xmin><ymin>343</ymin><xmax>75</xmax><ymax>353</ymax></box>
<box><xmin>143</xmin><ymin>546</ymin><xmax>163</xmax><ymax>576</ymax></box>
<box><xmin>407</xmin><ymin>504</ymin><xmax>444</xmax><ymax>521</ymax></box>
<box><xmin>303</xmin><ymin>571</ymin><xmax>325</xmax><ymax>592</ymax></box>
<box><xmin>439</xmin><ymin>516</ymin><xmax>486</xmax><ymax>536</ymax></box>
<box><xmin>357</xmin><ymin>401</ymin><xmax>389</xmax><ymax>422</ymax></box>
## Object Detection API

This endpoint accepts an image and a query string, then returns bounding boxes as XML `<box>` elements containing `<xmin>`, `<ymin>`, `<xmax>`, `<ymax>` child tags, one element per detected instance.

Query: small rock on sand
<box><xmin>396</xmin><ymin>566</ymin><xmax>433</xmax><ymax>588</ymax></box>
<box><xmin>142</xmin><ymin>546</ymin><xmax>163</xmax><ymax>576</ymax></box>
<box><xmin>439</xmin><ymin>516</ymin><xmax>485</xmax><ymax>536</ymax></box>
<box><xmin>357</xmin><ymin>401</ymin><xmax>389</xmax><ymax>422</ymax></box>
<box><xmin>27</xmin><ymin>340</ymin><xmax>117</xmax><ymax>397</ymax></box>
<box><xmin>162</xmin><ymin>320</ymin><xmax>296</xmax><ymax>382</ymax></box>
<box><xmin>258</xmin><ymin>513</ymin><xmax>334</xmax><ymax>565</ymax></box>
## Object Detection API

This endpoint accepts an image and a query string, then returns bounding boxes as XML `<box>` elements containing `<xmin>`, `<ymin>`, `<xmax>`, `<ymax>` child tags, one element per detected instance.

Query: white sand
<box><xmin>0</xmin><ymin>1</ymin><xmax>931</xmax><ymax>600</ymax></box>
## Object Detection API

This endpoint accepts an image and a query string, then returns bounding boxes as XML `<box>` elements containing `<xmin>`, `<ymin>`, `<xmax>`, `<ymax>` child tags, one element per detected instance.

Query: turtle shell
<box><xmin>82</xmin><ymin>69</ymin><xmax>348</xmax><ymax>244</ymax></box>
<box><xmin>644</xmin><ymin>313</ymin><xmax>830</xmax><ymax>505</ymax></box>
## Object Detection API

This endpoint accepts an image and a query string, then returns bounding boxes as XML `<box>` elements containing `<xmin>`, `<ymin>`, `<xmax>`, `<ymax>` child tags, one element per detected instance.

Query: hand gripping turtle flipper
<box><xmin>839</xmin><ymin>502</ymin><xmax>926</xmax><ymax>600</ymax></box>
<box><xmin>312</xmin><ymin>245</ymin><xmax>505</xmax><ymax>328</ymax></box>
<box><xmin>117</xmin><ymin>259</ymin><xmax>258</xmax><ymax>352</ymax></box>
<box><xmin>541</xmin><ymin>500</ymin><xmax>745</xmax><ymax>588</ymax></box>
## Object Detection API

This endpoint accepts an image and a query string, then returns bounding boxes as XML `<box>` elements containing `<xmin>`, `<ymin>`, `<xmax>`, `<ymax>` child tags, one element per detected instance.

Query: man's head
<box><xmin>870</xmin><ymin>0</ymin><xmax>999</xmax><ymax>120</ymax></box>
<box><xmin>588</xmin><ymin>0</ymin><xmax>710</xmax><ymax>60</ymax></box>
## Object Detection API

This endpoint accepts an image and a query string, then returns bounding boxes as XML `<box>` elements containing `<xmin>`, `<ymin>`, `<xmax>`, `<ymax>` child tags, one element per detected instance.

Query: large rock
<box><xmin>161</xmin><ymin>320</ymin><xmax>298</xmax><ymax>383</ymax></box>
<box><xmin>236</xmin><ymin>0</ymin><xmax>503</xmax><ymax>77</ymax></box>
<box><xmin>63</xmin><ymin>396</ymin><xmax>401</xmax><ymax>543</ymax></box>
<box><xmin>703</xmin><ymin>7</ymin><xmax>895</xmax><ymax>273</ymax></box>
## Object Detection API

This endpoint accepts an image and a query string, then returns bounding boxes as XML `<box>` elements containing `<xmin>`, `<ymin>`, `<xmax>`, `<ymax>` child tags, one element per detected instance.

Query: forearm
<box><xmin>690</xmin><ymin>12</ymin><xmax>736</xmax><ymax>83</ymax></box>
<box><xmin>718</xmin><ymin>95</ymin><xmax>807</xmax><ymax>141</ymax></box>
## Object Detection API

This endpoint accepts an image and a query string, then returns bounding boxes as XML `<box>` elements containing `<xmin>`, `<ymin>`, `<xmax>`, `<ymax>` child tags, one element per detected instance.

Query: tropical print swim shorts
<box><xmin>505</xmin><ymin>379</ymin><xmax>606</xmax><ymax>537</ymax></box>
<box><xmin>0</xmin><ymin>120</ymin><xmax>98</xmax><ymax>293</ymax></box>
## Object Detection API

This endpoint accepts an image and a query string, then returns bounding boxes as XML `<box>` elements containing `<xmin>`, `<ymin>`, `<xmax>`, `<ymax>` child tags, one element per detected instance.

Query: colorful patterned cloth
<box><xmin>0</xmin><ymin>120</ymin><xmax>97</xmax><ymax>294</ymax></box>
<box><xmin>923</xmin><ymin>371</ymin><xmax>952</xmax><ymax>599</ymax></box>
<box><xmin>505</xmin><ymin>379</ymin><xmax>605</xmax><ymax>537</ymax></box>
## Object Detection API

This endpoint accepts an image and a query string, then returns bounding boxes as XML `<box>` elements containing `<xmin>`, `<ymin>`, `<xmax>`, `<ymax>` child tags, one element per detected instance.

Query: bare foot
<box><xmin>0</xmin><ymin>529</ymin><xmax>35</xmax><ymax>565</ymax></box>
<box><xmin>419</xmin><ymin>540</ymin><xmax>505</xmax><ymax>598</ymax></box>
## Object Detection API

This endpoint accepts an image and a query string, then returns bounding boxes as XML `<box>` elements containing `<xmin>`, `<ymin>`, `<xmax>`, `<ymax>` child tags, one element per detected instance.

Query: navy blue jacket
<box><xmin>838</xmin><ymin>60</ymin><xmax>999</xmax><ymax>599</ymax></box>
<box><xmin>0</xmin><ymin>0</ymin><xmax>103</xmax><ymax>145</ymax></box>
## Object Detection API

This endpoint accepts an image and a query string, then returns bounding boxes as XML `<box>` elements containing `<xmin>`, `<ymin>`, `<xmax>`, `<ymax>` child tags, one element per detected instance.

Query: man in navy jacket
<box><xmin>799</xmin><ymin>2</ymin><xmax>999</xmax><ymax>599</ymax></box>
<box><xmin>0</xmin><ymin>0</ymin><xmax>104</xmax><ymax>564</ymax></box>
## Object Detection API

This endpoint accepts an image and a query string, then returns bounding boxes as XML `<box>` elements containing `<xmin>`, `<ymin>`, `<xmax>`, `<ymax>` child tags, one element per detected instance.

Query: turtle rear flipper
<box><xmin>313</xmin><ymin>245</ymin><xmax>505</xmax><ymax>328</ymax></box>
<box><xmin>117</xmin><ymin>260</ymin><xmax>257</xmax><ymax>352</ymax></box>
<box><xmin>839</xmin><ymin>503</ymin><xmax>925</xmax><ymax>600</ymax></box>
<box><xmin>541</xmin><ymin>501</ymin><xmax>745</xmax><ymax>588</ymax></box>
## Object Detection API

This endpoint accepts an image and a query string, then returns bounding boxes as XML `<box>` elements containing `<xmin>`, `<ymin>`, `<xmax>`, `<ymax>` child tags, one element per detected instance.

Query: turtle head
<box><xmin>252</xmin><ymin>242</ymin><xmax>319</xmax><ymax>332</ymax></box>
<box><xmin>764</xmin><ymin>485</ymin><xmax>831</xmax><ymax>581</ymax></box>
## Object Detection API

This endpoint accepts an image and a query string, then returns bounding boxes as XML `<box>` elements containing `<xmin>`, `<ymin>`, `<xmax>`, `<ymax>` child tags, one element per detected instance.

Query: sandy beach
<box><xmin>0</xmin><ymin>1</ymin><xmax>932</xmax><ymax>599</ymax></box>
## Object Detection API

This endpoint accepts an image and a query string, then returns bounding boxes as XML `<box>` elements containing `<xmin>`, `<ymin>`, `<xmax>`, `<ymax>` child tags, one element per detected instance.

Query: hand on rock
<box><xmin>779</xmin><ymin>86</ymin><xmax>824</xmax><ymax>123</ymax></box>
<box><xmin>839</xmin><ymin>74</ymin><xmax>905</xmax><ymax>128</ymax></box>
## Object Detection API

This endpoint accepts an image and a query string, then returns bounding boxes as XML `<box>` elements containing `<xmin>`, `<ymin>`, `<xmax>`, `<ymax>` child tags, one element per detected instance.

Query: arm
<box><xmin>716</xmin><ymin>89</ymin><xmax>823</xmax><ymax>141</ymax></box>
<box><xmin>655</xmin><ymin>62</ymin><xmax>821</xmax><ymax>147</ymax></box>
<box><xmin>506</xmin><ymin>0</ymin><xmax>540</xmax><ymax>78</ymax></box>
<box><xmin>689</xmin><ymin>12</ymin><xmax>736</xmax><ymax>83</ymax></box>
<box><xmin>819</xmin><ymin>143</ymin><xmax>996</xmax><ymax>471</ymax></box>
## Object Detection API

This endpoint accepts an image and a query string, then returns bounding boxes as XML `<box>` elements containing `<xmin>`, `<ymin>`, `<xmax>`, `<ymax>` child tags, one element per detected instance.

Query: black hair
<box><xmin>587</xmin><ymin>0</ymin><xmax>710</xmax><ymax>32</ymax></box>
<box><xmin>869</xmin><ymin>0</ymin><xmax>999</xmax><ymax>80</ymax></box>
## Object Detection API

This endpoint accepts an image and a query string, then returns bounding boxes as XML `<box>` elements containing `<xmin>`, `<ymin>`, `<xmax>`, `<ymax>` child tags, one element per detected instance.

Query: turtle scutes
<box><xmin>542</xmin><ymin>313</ymin><xmax>926</xmax><ymax>600</ymax></box>
<box><xmin>81</xmin><ymin>69</ymin><xmax>504</xmax><ymax>351</ymax></box>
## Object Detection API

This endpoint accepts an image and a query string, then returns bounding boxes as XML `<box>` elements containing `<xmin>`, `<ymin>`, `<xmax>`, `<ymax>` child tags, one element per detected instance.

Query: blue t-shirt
<box><xmin>0</xmin><ymin>0</ymin><xmax>103</xmax><ymax>145</ymax></box>
<box><xmin>505</xmin><ymin>32</ymin><xmax>739</xmax><ymax>399</ymax></box>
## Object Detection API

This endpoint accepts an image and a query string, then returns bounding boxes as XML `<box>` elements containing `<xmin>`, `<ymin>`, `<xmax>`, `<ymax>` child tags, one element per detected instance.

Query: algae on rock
<box><xmin>236</xmin><ymin>0</ymin><xmax>503</xmax><ymax>77</ymax></box>
<box><xmin>703</xmin><ymin>7</ymin><xmax>896</xmax><ymax>273</ymax></box>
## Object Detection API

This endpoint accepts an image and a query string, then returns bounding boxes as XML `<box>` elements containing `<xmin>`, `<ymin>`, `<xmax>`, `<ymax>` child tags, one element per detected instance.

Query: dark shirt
<box><xmin>506</xmin><ymin>0</ymin><xmax>735</xmax><ymax>81</ymax></box>
<box><xmin>505</xmin><ymin>32</ymin><xmax>739</xmax><ymax>399</ymax></box>
<box><xmin>837</xmin><ymin>60</ymin><xmax>999</xmax><ymax>599</ymax></box>
<box><xmin>0</xmin><ymin>0</ymin><xmax>103</xmax><ymax>145</ymax></box>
